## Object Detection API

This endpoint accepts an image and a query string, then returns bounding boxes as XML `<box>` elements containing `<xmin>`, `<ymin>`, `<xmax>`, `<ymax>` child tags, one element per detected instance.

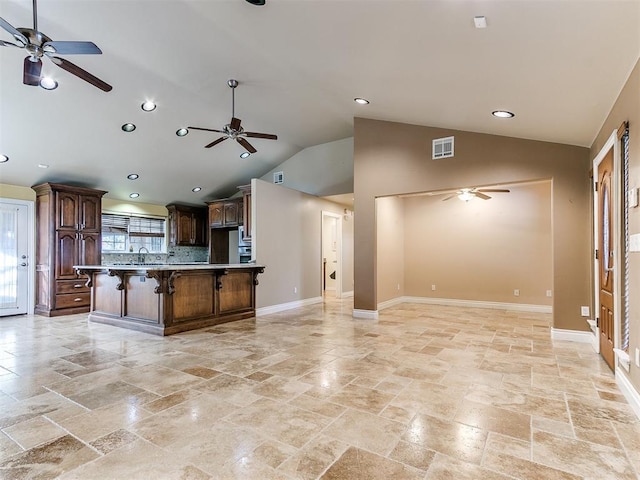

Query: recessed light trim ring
<box><xmin>122</xmin><ymin>123</ymin><xmax>136</xmax><ymax>132</ymax></box>
<box><xmin>492</xmin><ymin>110</ymin><xmax>515</xmax><ymax>118</ymax></box>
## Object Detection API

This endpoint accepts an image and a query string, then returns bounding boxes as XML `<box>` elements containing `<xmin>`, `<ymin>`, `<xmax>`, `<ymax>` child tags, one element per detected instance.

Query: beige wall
<box><xmin>0</xmin><ymin>184</ymin><xmax>36</xmax><ymax>201</ymax></box>
<box><xmin>253</xmin><ymin>179</ymin><xmax>353</xmax><ymax>308</ymax></box>
<box><xmin>590</xmin><ymin>59</ymin><xmax>640</xmax><ymax>391</ymax></box>
<box><xmin>376</xmin><ymin>196</ymin><xmax>405</xmax><ymax>304</ymax></box>
<box><xmin>403</xmin><ymin>181</ymin><xmax>552</xmax><ymax>305</ymax></box>
<box><xmin>354</xmin><ymin>117</ymin><xmax>591</xmax><ymax>331</ymax></box>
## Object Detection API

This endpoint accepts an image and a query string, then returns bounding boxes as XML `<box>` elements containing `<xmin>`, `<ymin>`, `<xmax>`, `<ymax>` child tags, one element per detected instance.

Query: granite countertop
<box><xmin>75</xmin><ymin>263</ymin><xmax>263</xmax><ymax>271</ymax></box>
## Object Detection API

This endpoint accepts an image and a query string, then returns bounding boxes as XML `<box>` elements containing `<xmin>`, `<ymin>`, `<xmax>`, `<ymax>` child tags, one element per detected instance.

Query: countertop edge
<box><xmin>75</xmin><ymin>264</ymin><xmax>265</xmax><ymax>271</ymax></box>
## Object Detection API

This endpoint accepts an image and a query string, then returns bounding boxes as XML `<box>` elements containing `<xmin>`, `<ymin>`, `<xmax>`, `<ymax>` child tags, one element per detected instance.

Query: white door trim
<box><xmin>592</xmin><ymin>130</ymin><xmax>621</xmax><ymax>361</ymax></box>
<box><xmin>321</xmin><ymin>211</ymin><xmax>342</xmax><ymax>298</ymax></box>
<box><xmin>0</xmin><ymin>198</ymin><xmax>35</xmax><ymax>315</ymax></box>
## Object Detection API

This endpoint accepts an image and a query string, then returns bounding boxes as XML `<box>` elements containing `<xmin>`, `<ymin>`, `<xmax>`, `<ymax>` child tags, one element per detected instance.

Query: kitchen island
<box><xmin>75</xmin><ymin>264</ymin><xmax>264</xmax><ymax>335</ymax></box>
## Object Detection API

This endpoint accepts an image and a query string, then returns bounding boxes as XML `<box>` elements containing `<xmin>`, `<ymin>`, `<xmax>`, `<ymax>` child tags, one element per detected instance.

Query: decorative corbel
<box><xmin>107</xmin><ymin>269</ymin><xmax>126</xmax><ymax>290</ymax></box>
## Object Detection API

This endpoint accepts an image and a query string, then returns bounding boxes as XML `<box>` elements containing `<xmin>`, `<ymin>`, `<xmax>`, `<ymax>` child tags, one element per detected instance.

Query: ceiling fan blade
<box><xmin>205</xmin><ymin>137</ymin><xmax>227</xmax><ymax>148</ymax></box>
<box><xmin>237</xmin><ymin>137</ymin><xmax>257</xmax><ymax>154</ymax></box>
<box><xmin>49</xmin><ymin>56</ymin><xmax>112</xmax><ymax>92</ymax></box>
<box><xmin>230</xmin><ymin>117</ymin><xmax>242</xmax><ymax>131</ymax></box>
<box><xmin>188</xmin><ymin>127</ymin><xmax>225</xmax><ymax>133</ymax></box>
<box><xmin>23</xmin><ymin>57</ymin><xmax>42</xmax><ymax>86</ymax></box>
<box><xmin>244</xmin><ymin>132</ymin><xmax>278</xmax><ymax>140</ymax></box>
<box><xmin>0</xmin><ymin>17</ymin><xmax>28</xmax><ymax>45</ymax></box>
<box><xmin>426</xmin><ymin>189</ymin><xmax>460</xmax><ymax>196</ymax></box>
<box><xmin>1</xmin><ymin>39</ymin><xmax>21</xmax><ymax>48</ymax></box>
<box><xmin>476</xmin><ymin>189</ymin><xmax>510</xmax><ymax>193</ymax></box>
<box><xmin>43</xmin><ymin>41</ymin><xmax>102</xmax><ymax>55</ymax></box>
<box><xmin>441</xmin><ymin>194</ymin><xmax>457</xmax><ymax>201</ymax></box>
<box><xmin>475</xmin><ymin>192</ymin><xmax>492</xmax><ymax>200</ymax></box>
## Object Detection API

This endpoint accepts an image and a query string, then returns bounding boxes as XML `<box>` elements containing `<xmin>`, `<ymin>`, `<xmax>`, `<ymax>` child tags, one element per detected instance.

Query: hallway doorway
<box><xmin>322</xmin><ymin>211</ymin><xmax>342</xmax><ymax>298</ymax></box>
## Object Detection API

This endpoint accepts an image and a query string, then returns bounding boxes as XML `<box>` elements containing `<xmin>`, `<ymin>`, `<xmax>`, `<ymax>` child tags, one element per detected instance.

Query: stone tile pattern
<box><xmin>0</xmin><ymin>301</ymin><xmax>637</xmax><ymax>479</ymax></box>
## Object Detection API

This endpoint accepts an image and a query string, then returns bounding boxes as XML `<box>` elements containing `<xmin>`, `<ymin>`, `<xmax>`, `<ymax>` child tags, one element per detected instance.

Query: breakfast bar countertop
<box><xmin>75</xmin><ymin>263</ymin><xmax>264</xmax><ymax>271</ymax></box>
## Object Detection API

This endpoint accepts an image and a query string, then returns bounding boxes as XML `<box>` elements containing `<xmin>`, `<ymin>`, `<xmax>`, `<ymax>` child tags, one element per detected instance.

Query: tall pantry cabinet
<box><xmin>32</xmin><ymin>183</ymin><xmax>107</xmax><ymax>316</ymax></box>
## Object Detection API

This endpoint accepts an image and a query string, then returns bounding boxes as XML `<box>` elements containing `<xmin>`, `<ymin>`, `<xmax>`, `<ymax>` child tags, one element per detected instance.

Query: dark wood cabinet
<box><xmin>167</xmin><ymin>204</ymin><xmax>207</xmax><ymax>247</ymax></box>
<box><xmin>207</xmin><ymin>198</ymin><xmax>243</xmax><ymax>228</ymax></box>
<box><xmin>32</xmin><ymin>182</ymin><xmax>106</xmax><ymax>316</ymax></box>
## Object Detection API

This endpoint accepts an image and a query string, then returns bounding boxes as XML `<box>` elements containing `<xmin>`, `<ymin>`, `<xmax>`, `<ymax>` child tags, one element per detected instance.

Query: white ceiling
<box><xmin>1</xmin><ymin>0</ymin><xmax>639</xmax><ymax>206</ymax></box>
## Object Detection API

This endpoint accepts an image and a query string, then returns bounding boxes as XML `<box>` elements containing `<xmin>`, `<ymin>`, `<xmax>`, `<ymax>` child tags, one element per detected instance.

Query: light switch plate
<box><xmin>629</xmin><ymin>187</ymin><xmax>639</xmax><ymax>208</ymax></box>
<box><xmin>630</xmin><ymin>233</ymin><xmax>640</xmax><ymax>252</ymax></box>
<box><xmin>581</xmin><ymin>306</ymin><xmax>590</xmax><ymax>317</ymax></box>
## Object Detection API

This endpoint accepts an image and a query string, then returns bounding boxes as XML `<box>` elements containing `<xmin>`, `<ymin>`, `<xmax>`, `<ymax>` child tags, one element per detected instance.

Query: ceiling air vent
<box><xmin>273</xmin><ymin>171</ymin><xmax>284</xmax><ymax>184</ymax></box>
<box><xmin>432</xmin><ymin>136</ymin><xmax>454</xmax><ymax>160</ymax></box>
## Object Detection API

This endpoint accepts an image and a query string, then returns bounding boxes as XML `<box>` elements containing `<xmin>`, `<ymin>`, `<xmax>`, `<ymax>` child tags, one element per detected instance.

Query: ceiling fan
<box><xmin>428</xmin><ymin>187</ymin><xmax>511</xmax><ymax>202</ymax></box>
<box><xmin>188</xmin><ymin>79</ymin><xmax>277</xmax><ymax>154</ymax></box>
<box><xmin>0</xmin><ymin>0</ymin><xmax>111</xmax><ymax>91</ymax></box>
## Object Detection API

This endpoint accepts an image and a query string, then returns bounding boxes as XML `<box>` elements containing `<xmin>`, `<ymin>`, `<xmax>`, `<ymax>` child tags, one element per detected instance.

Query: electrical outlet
<box><xmin>546</xmin><ymin>290</ymin><xmax>552</xmax><ymax>297</ymax></box>
<box><xmin>293</xmin><ymin>287</ymin><xmax>297</xmax><ymax>294</ymax></box>
<box><xmin>580</xmin><ymin>306</ymin><xmax>590</xmax><ymax>317</ymax></box>
<box><xmin>397</xmin><ymin>283</ymin><xmax>400</xmax><ymax>291</ymax></box>
<box><xmin>513</xmin><ymin>289</ymin><xmax>520</xmax><ymax>297</ymax></box>
<box><xmin>431</xmin><ymin>284</ymin><xmax>436</xmax><ymax>291</ymax></box>
<box><xmin>636</xmin><ymin>348</ymin><xmax>640</xmax><ymax>367</ymax></box>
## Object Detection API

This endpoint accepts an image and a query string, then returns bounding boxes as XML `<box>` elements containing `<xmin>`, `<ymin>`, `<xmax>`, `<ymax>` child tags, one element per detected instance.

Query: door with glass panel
<box><xmin>0</xmin><ymin>201</ymin><xmax>30</xmax><ymax>316</ymax></box>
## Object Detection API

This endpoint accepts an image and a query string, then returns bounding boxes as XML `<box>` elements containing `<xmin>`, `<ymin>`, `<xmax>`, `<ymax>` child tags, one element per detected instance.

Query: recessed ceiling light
<box><xmin>141</xmin><ymin>101</ymin><xmax>156</xmax><ymax>112</ymax></box>
<box><xmin>176</xmin><ymin>128</ymin><xmax>189</xmax><ymax>137</ymax></box>
<box><xmin>192</xmin><ymin>187</ymin><xmax>202</xmax><ymax>192</ymax></box>
<box><xmin>38</xmin><ymin>163</ymin><xmax>49</xmax><ymax>169</ymax></box>
<box><xmin>129</xmin><ymin>192</ymin><xmax>140</xmax><ymax>198</ymax></box>
<box><xmin>240</xmin><ymin>152</ymin><xmax>251</xmax><ymax>159</ymax></box>
<box><xmin>40</xmin><ymin>77</ymin><xmax>58</xmax><ymax>90</ymax></box>
<box><xmin>127</xmin><ymin>174</ymin><xmax>139</xmax><ymax>180</ymax></box>
<box><xmin>0</xmin><ymin>154</ymin><xmax>8</xmax><ymax>163</ymax></box>
<box><xmin>492</xmin><ymin>110</ymin><xmax>515</xmax><ymax>118</ymax></box>
<box><xmin>354</xmin><ymin>97</ymin><xmax>369</xmax><ymax>105</ymax></box>
<box><xmin>122</xmin><ymin>123</ymin><xmax>136</xmax><ymax>132</ymax></box>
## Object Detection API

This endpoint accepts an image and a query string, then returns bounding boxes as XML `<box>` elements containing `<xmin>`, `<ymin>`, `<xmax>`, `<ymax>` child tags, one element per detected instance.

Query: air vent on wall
<box><xmin>432</xmin><ymin>136</ymin><xmax>454</xmax><ymax>159</ymax></box>
<box><xmin>273</xmin><ymin>171</ymin><xmax>284</xmax><ymax>184</ymax></box>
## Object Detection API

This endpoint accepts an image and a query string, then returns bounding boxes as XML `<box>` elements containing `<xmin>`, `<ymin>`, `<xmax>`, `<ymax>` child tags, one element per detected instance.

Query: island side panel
<box><xmin>124</xmin><ymin>273</ymin><xmax>161</xmax><ymax>323</ymax></box>
<box><xmin>170</xmin><ymin>272</ymin><xmax>215</xmax><ymax>321</ymax></box>
<box><xmin>218</xmin><ymin>269</ymin><xmax>254</xmax><ymax>315</ymax></box>
<box><xmin>93</xmin><ymin>272</ymin><xmax>122</xmax><ymax>316</ymax></box>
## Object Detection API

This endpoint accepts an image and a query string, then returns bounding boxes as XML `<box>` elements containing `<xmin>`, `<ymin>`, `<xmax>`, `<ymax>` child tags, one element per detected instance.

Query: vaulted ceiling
<box><xmin>1</xmin><ymin>0</ymin><xmax>638</xmax><ymax>205</ymax></box>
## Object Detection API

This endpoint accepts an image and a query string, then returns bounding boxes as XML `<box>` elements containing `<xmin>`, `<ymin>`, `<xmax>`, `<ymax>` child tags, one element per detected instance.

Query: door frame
<box><xmin>321</xmin><ymin>211</ymin><xmax>342</xmax><ymax>298</ymax></box>
<box><xmin>592</xmin><ymin>130</ymin><xmax>621</xmax><ymax>360</ymax></box>
<box><xmin>0</xmin><ymin>197</ymin><xmax>35</xmax><ymax>315</ymax></box>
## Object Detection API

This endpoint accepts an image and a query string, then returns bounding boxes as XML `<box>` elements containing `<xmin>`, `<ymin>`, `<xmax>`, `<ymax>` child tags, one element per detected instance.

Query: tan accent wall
<box><xmin>590</xmin><ymin>59</ymin><xmax>640</xmax><ymax>391</ymax></box>
<box><xmin>0</xmin><ymin>184</ymin><xmax>36</xmax><ymax>201</ymax></box>
<box><xmin>253</xmin><ymin>179</ymin><xmax>353</xmax><ymax>308</ymax></box>
<box><xmin>354</xmin><ymin>117</ymin><xmax>591</xmax><ymax>331</ymax></box>
<box><xmin>403</xmin><ymin>181</ymin><xmax>552</xmax><ymax>305</ymax></box>
<box><xmin>376</xmin><ymin>196</ymin><xmax>405</xmax><ymax>304</ymax></box>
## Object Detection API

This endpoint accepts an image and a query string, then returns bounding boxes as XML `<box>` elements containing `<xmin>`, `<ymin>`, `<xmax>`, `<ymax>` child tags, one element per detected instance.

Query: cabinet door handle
<box><xmin>74</xmin><ymin>284</ymin><xmax>82</xmax><ymax>288</ymax></box>
<box><xmin>73</xmin><ymin>297</ymin><xmax>83</xmax><ymax>302</ymax></box>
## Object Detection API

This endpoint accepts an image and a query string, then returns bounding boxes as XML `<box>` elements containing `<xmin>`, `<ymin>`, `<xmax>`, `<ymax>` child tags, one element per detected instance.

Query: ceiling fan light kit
<box><xmin>189</xmin><ymin>79</ymin><xmax>278</xmax><ymax>155</ymax></box>
<box><xmin>1</xmin><ymin>0</ymin><xmax>112</xmax><ymax>91</ymax></box>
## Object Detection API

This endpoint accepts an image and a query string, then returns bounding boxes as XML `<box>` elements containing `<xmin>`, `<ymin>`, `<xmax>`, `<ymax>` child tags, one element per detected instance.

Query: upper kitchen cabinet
<box><xmin>208</xmin><ymin>198</ymin><xmax>243</xmax><ymax>228</ymax></box>
<box><xmin>167</xmin><ymin>204</ymin><xmax>208</xmax><ymax>247</ymax></box>
<box><xmin>32</xmin><ymin>182</ymin><xmax>107</xmax><ymax>317</ymax></box>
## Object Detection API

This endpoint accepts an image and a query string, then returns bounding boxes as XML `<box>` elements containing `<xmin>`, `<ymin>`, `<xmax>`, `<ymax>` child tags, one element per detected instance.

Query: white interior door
<box><xmin>0</xmin><ymin>200</ymin><xmax>31</xmax><ymax>316</ymax></box>
<box><xmin>322</xmin><ymin>211</ymin><xmax>342</xmax><ymax>298</ymax></box>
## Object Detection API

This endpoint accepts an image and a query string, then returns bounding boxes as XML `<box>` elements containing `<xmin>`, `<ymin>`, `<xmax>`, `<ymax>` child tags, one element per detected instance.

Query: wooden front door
<box><xmin>597</xmin><ymin>148</ymin><xmax>615</xmax><ymax>371</ymax></box>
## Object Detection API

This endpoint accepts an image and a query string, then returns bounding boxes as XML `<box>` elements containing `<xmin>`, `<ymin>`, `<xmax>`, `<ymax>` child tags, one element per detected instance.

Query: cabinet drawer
<box><xmin>56</xmin><ymin>280</ymin><xmax>90</xmax><ymax>294</ymax></box>
<box><xmin>56</xmin><ymin>292</ymin><xmax>91</xmax><ymax>308</ymax></box>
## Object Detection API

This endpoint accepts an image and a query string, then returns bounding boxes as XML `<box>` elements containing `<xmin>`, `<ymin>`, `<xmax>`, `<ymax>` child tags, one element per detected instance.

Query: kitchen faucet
<box><xmin>137</xmin><ymin>247</ymin><xmax>149</xmax><ymax>264</ymax></box>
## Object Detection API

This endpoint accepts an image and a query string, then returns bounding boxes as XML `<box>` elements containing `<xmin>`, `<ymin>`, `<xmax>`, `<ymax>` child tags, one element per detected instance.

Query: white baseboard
<box><xmin>341</xmin><ymin>290</ymin><xmax>354</xmax><ymax>298</ymax></box>
<box><xmin>616</xmin><ymin>370</ymin><xmax>640</xmax><ymax>421</ymax></box>
<box><xmin>550</xmin><ymin>328</ymin><xmax>594</xmax><ymax>344</ymax></box>
<box><xmin>353</xmin><ymin>309</ymin><xmax>378</xmax><ymax>320</ymax></box>
<box><xmin>256</xmin><ymin>296</ymin><xmax>323</xmax><ymax>316</ymax></box>
<box><xmin>379</xmin><ymin>296</ymin><xmax>552</xmax><ymax>314</ymax></box>
<box><xmin>376</xmin><ymin>297</ymin><xmax>405</xmax><ymax>311</ymax></box>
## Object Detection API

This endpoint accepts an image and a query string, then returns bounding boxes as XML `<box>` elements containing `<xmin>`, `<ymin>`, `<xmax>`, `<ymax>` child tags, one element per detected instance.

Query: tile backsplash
<box><xmin>102</xmin><ymin>246</ymin><xmax>208</xmax><ymax>265</ymax></box>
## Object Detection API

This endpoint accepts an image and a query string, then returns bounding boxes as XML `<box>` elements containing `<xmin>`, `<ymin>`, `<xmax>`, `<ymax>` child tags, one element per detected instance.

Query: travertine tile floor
<box><xmin>0</xmin><ymin>299</ymin><xmax>638</xmax><ymax>479</ymax></box>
